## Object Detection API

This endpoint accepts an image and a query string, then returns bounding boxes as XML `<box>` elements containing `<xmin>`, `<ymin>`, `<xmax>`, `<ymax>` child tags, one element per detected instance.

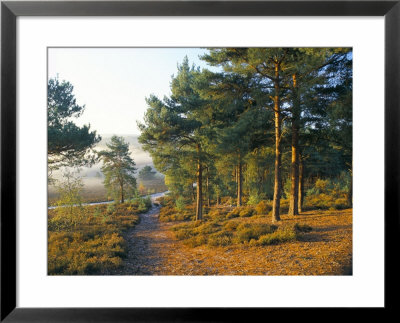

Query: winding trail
<box><xmin>108</xmin><ymin>204</ymin><xmax>175</xmax><ymax>275</ymax></box>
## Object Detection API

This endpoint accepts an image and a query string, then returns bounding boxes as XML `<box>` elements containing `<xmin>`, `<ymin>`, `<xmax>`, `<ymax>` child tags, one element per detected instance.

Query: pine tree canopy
<box><xmin>99</xmin><ymin>136</ymin><xmax>137</xmax><ymax>203</ymax></box>
<box><xmin>48</xmin><ymin>77</ymin><xmax>101</xmax><ymax>171</ymax></box>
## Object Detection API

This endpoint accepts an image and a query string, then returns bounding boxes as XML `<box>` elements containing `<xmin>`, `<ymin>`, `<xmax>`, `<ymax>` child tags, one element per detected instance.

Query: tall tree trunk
<box><xmin>234</xmin><ymin>165</ymin><xmax>238</xmax><ymax>187</ymax></box>
<box><xmin>298</xmin><ymin>157</ymin><xmax>304</xmax><ymax>213</ymax></box>
<box><xmin>237</xmin><ymin>160</ymin><xmax>242</xmax><ymax>207</ymax></box>
<box><xmin>120</xmin><ymin>181</ymin><xmax>124</xmax><ymax>203</ymax></box>
<box><xmin>272</xmin><ymin>62</ymin><xmax>282</xmax><ymax>222</ymax></box>
<box><xmin>206</xmin><ymin>172</ymin><xmax>211</xmax><ymax>207</ymax></box>
<box><xmin>196</xmin><ymin>144</ymin><xmax>203</xmax><ymax>221</ymax></box>
<box><xmin>347</xmin><ymin>165</ymin><xmax>352</xmax><ymax>207</ymax></box>
<box><xmin>289</xmin><ymin>73</ymin><xmax>300</xmax><ymax>216</ymax></box>
<box><xmin>216</xmin><ymin>190</ymin><xmax>220</xmax><ymax>206</ymax></box>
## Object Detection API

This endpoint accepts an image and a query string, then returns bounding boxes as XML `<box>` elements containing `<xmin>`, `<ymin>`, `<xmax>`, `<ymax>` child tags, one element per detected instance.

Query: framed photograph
<box><xmin>1</xmin><ymin>0</ymin><xmax>398</xmax><ymax>321</ymax></box>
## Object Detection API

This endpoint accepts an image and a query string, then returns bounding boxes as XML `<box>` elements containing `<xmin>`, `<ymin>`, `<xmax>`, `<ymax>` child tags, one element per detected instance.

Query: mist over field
<box><xmin>48</xmin><ymin>134</ymin><xmax>165</xmax><ymax>203</ymax></box>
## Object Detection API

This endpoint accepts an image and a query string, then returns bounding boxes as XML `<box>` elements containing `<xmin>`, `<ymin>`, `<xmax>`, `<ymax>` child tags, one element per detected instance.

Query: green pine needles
<box><xmin>99</xmin><ymin>136</ymin><xmax>137</xmax><ymax>203</ymax></box>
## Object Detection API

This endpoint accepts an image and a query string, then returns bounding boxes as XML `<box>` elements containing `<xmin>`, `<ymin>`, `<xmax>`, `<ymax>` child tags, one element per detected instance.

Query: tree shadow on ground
<box><xmin>297</xmin><ymin>232</ymin><xmax>330</xmax><ymax>242</ymax></box>
<box><xmin>314</xmin><ymin>224</ymin><xmax>352</xmax><ymax>233</ymax></box>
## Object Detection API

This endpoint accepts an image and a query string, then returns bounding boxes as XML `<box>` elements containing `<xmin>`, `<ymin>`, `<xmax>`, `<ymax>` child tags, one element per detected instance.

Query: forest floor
<box><xmin>108</xmin><ymin>206</ymin><xmax>352</xmax><ymax>276</ymax></box>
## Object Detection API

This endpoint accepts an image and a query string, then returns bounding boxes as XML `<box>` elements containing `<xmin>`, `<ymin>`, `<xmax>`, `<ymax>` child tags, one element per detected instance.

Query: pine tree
<box><xmin>196</xmin><ymin>70</ymin><xmax>259</xmax><ymax>207</ymax></box>
<box><xmin>48</xmin><ymin>77</ymin><xmax>101</xmax><ymax>175</ymax></box>
<box><xmin>139</xmin><ymin>166</ymin><xmax>157</xmax><ymax>181</ymax></box>
<box><xmin>138</xmin><ymin>57</ymin><xmax>211</xmax><ymax>220</ymax></box>
<box><xmin>285</xmin><ymin>48</ymin><xmax>352</xmax><ymax>215</ymax></box>
<box><xmin>203</xmin><ymin>48</ymin><xmax>292</xmax><ymax>221</ymax></box>
<box><xmin>99</xmin><ymin>136</ymin><xmax>137</xmax><ymax>203</ymax></box>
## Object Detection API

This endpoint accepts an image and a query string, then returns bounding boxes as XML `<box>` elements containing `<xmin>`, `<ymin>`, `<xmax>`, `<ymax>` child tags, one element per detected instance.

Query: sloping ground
<box><xmin>110</xmin><ymin>208</ymin><xmax>352</xmax><ymax>276</ymax></box>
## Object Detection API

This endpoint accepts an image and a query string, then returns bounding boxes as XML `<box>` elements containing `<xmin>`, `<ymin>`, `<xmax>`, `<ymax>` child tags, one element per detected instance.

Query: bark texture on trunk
<box><xmin>289</xmin><ymin>73</ymin><xmax>300</xmax><ymax>216</ymax></box>
<box><xmin>298</xmin><ymin>157</ymin><xmax>304</xmax><ymax>213</ymax></box>
<box><xmin>347</xmin><ymin>166</ymin><xmax>352</xmax><ymax>207</ymax></box>
<box><xmin>272</xmin><ymin>63</ymin><xmax>282</xmax><ymax>222</ymax></box>
<box><xmin>120</xmin><ymin>180</ymin><xmax>124</xmax><ymax>203</ymax></box>
<box><xmin>196</xmin><ymin>144</ymin><xmax>203</xmax><ymax>221</ymax></box>
<box><xmin>206</xmin><ymin>172</ymin><xmax>211</xmax><ymax>207</ymax></box>
<box><xmin>237</xmin><ymin>160</ymin><xmax>242</xmax><ymax>207</ymax></box>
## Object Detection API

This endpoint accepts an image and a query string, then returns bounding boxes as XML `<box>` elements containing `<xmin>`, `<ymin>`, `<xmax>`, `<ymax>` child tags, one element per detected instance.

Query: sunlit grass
<box><xmin>48</xmin><ymin>199</ymin><xmax>151</xmax><ymax>275</ymax></box>
<box><xmin>161</xmin><ymin>193</ymin><xmax>352</xmax><ymax>250</ymax></box>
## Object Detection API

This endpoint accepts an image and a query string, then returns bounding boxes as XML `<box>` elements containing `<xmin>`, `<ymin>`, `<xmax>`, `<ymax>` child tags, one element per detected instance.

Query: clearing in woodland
<box><xmin>108</xmin><ymin>203</ymin><xmax>352</xmax><ymax>276</ymax></box>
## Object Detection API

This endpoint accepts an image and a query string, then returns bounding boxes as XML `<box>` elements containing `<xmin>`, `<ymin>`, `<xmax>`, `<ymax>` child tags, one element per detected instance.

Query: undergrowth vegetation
<box><xmin>158</xmin><ymin>196</ymin><xmax>196</xmax><ymax>222</ymax></box>
<box><xmin>170</xmin><ymin>216</ymin><xmax>312</xmax><ymax>248</ymax></box>
<box><xmin>157</xmin><ymin>189</ymin><xmax>352</xmax><ymax>249</ymax></box>
<box><xmin>303</xmin><ymin>178</ymin><xmax>350</xmax><ymax>210</ymax></box>
<box><xmin>48</xmin><ymin>198</ymin><xmax>152</xmax><ymax>275</ymax></box>
<box><xmin>158</xmin><ymin>174</ymin><xmax>350</xmax><ymax>227</ymax></box>
<box><xmin>160</xmin><ymin>197</ymin><xmax>316</xmax><ymax>248</ymax></box>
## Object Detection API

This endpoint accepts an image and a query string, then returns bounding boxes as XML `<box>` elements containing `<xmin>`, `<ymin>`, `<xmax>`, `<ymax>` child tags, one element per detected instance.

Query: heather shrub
<box><xmin>205</xmin><ymin>207</ymin><xmax>229</xmax><ymax>221</ymax></box>
<box><xmin>303</xmin><ymin>175</ymin><xmax>351</xmax><ymax>210</ymax></box>
<box><xmin>175</xmin><ymin>228</ymin><xmax>197</xmax><ymax>240</ymax></box>
<box><xmin>223</xmin><ymin>220</ymin><xmax>239</xmax><ymax>231</ymax></box>
<box><xmin>235</xmin><ymin>223</ymin><xmax>278</xmax><ymax>243</ymax></box>
<box><xmin>48</xmin><ymin>202</ymin><xmax>143</xmax><ymax>275</ymax></box>
<box><xmin>158</xmin><ymin>197</ymin><xmax>196</xmax><ymax>222</ymax></box>
<box><xmin>107</xmin><ymin>203</ymin><xmax>116</xmax><ymax>214</ymax></box>
<box><xmin>257</xmin><ymin>226</ymin><xmax>297</xmax><ymax>246</ymax></box>
<box><xmin>48</xmin><ymin>232</ymin><xmax>126</xmax><ymax>275</ymax></box>
<box><xmin>334</xmin><ymin>198</ymin><xmax>348</xmax><ymax>210</ymax></box>
<box><xmin>48</xmin><ymin>212</ymin><xmax>77</xmax><ymax>232</ymax></box>
<box><xmin>303</xmin><ymin>193</ymin><xmax>348</xmax><ymax>210</ymax></box>
<box><xmin>169</xmin><ymin>209</ymin><xmax>313</xmax><ymax>249</ymax></box>
<box><xmin>183</xmin><ymin>235</ymin><xmax>208</xmax><ymax>248</ymax></box>
<box><xmin>158</xmin><ymin>195</ymin><xmax>175</xmax><ymax>208</ymax></box>
<box><xmin>238</xmin><ymin>206</ymin><xmax>254</xmax><ymax>218</ymax></box>
<box><xmin>193</xmin><ymin>221</ymin><xmax>221</xmax><ymax>235</ymax></box>
<box><xmin>208</xmin><ymin>231</ymin><xmax>233</xmax><ymax>247</ymax></box>
<box><xmin>224</xmin><ymin>206</ymin><xmax>255</xmax><ymax>219</ymax></box>
<box><xmin>159</xmin><ymin>205</ymin><xmax>175</xmax><ymax>217</ymax></box>
<box><xmin>172</xmin><ymin>221</ymin><xmax>224</xmax><ymax>247</ymax></box>
<box><xmin>254</xmin><ymin>200</ymin><xmax>272</xmax><ymax>215</ymax></box>
<box><xmin>226</xmin><ymin>208</ymin><xmax>240</xmax><ymax>219</ymax></box>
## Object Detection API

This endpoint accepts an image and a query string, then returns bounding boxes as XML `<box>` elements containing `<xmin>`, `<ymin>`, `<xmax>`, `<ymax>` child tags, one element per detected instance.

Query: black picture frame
<box><xmin>1</xmin><ymin>1</ymin><xmax>398</xmax><ymax>321</ymax></box>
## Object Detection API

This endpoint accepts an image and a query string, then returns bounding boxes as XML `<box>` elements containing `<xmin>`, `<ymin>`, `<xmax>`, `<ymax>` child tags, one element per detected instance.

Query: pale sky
<box><xmin>48</xmin><ymin>47</ymin><xmax>214</xmax><ymax>135</ymax></box>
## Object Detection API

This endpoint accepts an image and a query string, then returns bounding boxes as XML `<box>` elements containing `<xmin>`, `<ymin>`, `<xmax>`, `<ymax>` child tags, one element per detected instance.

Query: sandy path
<box><xmin>108</xmin><ymin>204</ymin><xmax>175</xmax><ymax>275</ymax></box>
